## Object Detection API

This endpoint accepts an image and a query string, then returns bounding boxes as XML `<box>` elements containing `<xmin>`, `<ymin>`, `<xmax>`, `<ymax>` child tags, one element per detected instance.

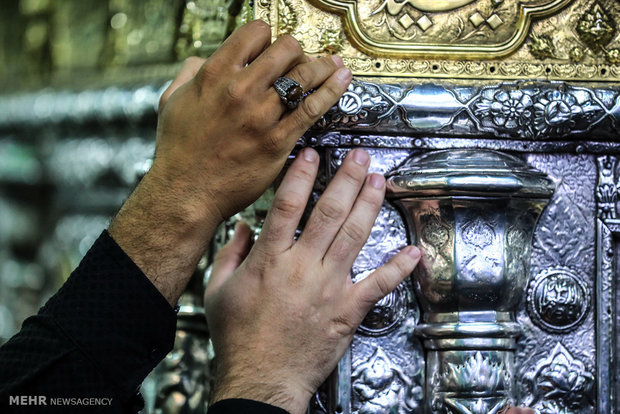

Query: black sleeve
<box><xmin>0</xmin><ymin>230</ymin><xmax>177</xmax><ymax>413</ymax></box>
<box><xmin>208</xmin><ymin>399</ymin><xmax>289</xmax><ymax>414</ymax></box>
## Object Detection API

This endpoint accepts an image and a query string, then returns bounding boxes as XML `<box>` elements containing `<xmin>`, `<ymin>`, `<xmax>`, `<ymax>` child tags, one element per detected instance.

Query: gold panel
<box><xmin>257</xmin><ymin>0</ymin><xmax>620</xmax><ymax>80</ymax></box>
<box><xmin>309</xmin><ymin>0</ymin><xmax>570</xmax><ymax>59</ymax></box>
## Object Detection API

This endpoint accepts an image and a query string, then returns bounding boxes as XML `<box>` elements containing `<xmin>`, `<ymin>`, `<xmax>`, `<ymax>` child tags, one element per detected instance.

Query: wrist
<box><xmin>109</xmin><ymin>167</ymin><xmax>222</xmax><ymax>305</ymax></box>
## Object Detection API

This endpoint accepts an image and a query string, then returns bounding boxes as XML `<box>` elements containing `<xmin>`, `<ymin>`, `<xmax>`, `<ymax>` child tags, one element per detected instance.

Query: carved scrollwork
<box><xmin>596</xmin><ymin>156</ymin><xmax>618</xmax><ymax>220</ymax></box>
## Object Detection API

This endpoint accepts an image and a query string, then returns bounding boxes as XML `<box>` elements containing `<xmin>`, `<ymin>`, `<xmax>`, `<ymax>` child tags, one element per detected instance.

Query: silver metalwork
<box><xmin>526</xmin><ymin>267</ymin><xmax>591</xmax><ymax>333</ymax></box>
<box><xmin>596</xmin><ymin>156</ymin><xmax>618</xmax><ymax>219</ymax></box>
<box><xmin>1</xmin><ymin>76</ymin><xmax>618</xmax><ymax>413</ymax></box>
<box><xmin>273</xmin><ymin>76</ymin><xmax>305</xmax><ymax>110</ymax></box>
<box><xmin>387</xmin><ymin>149</ymin><xmax>554</xmax><ymax>413</ymax></box>
<box><xmin>313</xmin><ymin>79</ymin><xmax>620</xmax><ymax>142</ymax></box>
<box><xmin>523</xmin><ymin>342</ymin><xmax>595</xmax><ymax>413</ymax></box>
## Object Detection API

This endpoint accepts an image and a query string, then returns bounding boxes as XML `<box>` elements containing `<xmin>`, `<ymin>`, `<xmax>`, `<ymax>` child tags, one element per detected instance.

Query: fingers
<box><xmin>288</xmin><ymin>55</ymin><xmax>345</xmax><ymax>90</ymax></box>
<box><xmin>351</xmin><ymin>247</ymin><xmax>420</xmax><ymax>318</ymax></box>
<box><xmin>506</xmin><ymin>409</ymin><xmax>536</xmax><ymax>414</ymax></box>
<box><xmin>295</xmin><ymin>149</ymin><xmax>369</xmax><ymax>256</ymax></box>
<box><xmin>205</xmin><ymin>221</ymin><xmax>252</xmax><ymax>297</ymax></box>
<box><xmin>209</xmin><ymin>20</ymin><xmax>272</xmax><ymax>69</ymax></box>
<box><xmin>159</xmin><ymin>56</ymin><xmax>205</xmax><ymax>111</ymax></box>
<box><xmin>264</xmin><ymin>55</ymin><xmax>345</xmax><ymax>109</ymax></box>
<box><xmin>245</xmin><ymin>34</ymin><xmax>307</xmax><ymax>89</ymax></box>
<box><xmin>254</xmin><ymin>148</ymin><xmax>319</xmax><ymax>254</ymax></box>
<box><xmin>323</xmin><ymin>173</ymin><xmax>386</xmax><ymax>273</ymax></box>
<box><xmin>281</xmin><ymin>66</ymin><xmax>351</xmax><ymax>137</ymax></box>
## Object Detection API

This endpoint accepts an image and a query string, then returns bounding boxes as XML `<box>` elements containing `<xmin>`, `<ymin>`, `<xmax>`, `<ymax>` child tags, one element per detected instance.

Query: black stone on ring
<box><xmin>273</xmin><ymin>76</ymin><xmax>305</xmax><ymax>110</ymax></box>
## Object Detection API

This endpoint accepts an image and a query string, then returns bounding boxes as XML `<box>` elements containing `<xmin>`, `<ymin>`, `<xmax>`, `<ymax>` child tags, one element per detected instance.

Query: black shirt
<box><xmin>0</xmin><ymin>231</ymin><xmax>287</xmax><ymax>414</ymax></box>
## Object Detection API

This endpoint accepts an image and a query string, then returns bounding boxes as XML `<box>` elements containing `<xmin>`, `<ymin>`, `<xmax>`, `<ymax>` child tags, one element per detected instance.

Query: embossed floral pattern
<box><xmin>474</xmin><ymin>90</ymin><xmax>533</xmax><ymax>130</ymax></box>
<box><xmin>536</xmin><ymin>400</ymin><xmax>571</xmax><ymax>414</ymax></box>
<box><xmin>316</xmin><ymin>81</ymin><xmax>393</xmax><ymax>128</ymax></box>
<box><xmin>532</xmin><ymin>90</ymin><xmax>601</xmax><ymax>137</ymax></box>
<box><xmin>440</xmin><ymin>352</ymin><xmax>509</xmax><ymax>393</ymax></box>
<box><xmin>524</xmin><ymin>342</ymin><xmax>594</xmax><ymax>411</ymax></box>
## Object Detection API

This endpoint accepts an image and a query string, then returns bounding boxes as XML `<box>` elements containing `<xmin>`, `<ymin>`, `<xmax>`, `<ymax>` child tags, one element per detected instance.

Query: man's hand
<box><xmin>109</xmin><ymin>20</ymin><xmax>352</xmax><ymax>305</ymax></box>
<box><xmin>506</xmin><ymin>408</ymin><xmax>535</xmax><ymax>414</ymax></box>
<box><xmin>205</xmin><ymin>148</ymin><xmax>421</xmax><ymax>414</ymax></box>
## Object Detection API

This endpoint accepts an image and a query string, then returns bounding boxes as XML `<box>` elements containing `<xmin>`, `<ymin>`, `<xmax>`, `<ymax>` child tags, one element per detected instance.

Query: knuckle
<box><xmin>225</xmin><ymin>79</ymin><xmax>247</xmax><ymax>103</ymax></box>
<box><xmin>279</xmin><ymin>34</ymin><xmax>302</xmax><ymax>54</ymax></box>
<box><xmin>340</xmin><ymin>166</ymin><xmax>363</xmax><ymax>186</ymax></box>
<box><xmin>372</xmin><ymin>275</ymin><xmax>392</xmax><ymax>299</ymax></box>
<box><xmin>272</xmin><ymin>194</ymin><xmax>305</xmax><ymax>218</ymax></box>
<box><xmin>340</xmin><ymin>222</ymin><xmax>367</xmax><ymax>243</ymax></box>
<box><xmin>245</xmin><ymin>111</ymin><xmax>267</xmax><ymax>130</ymax></box>
<box><xmin>316</xmin><ymin>197</ymin><xmax>345</xmax><ymax>221</ymax></box>
<box><xmin>261</xmin><ymin>132</ymin><xmax>285</xmax><ymax>153</ymax></box>
<box><xmin>292</xmin><ymin>165</ymin><xmax>315</xmax><ymax>182</ymax></box>
<box><xmin>195</xmin><ymin>61</ymin><xmax>218</xmax><ymax>90</ymax></box>
<box><xmin>330</xmin><ymin>314</ymin><xmax>356</xmax><ymax>338</ymax></box>
<box><xmin>393</xmin><ymin>255</ymin><xmax>412</xmax><ymax>275</ymax></box>
<box><xmin>249</xmin><ymin>19</ymin><xmax>270</xmax><ymax>32</ymax></box>
<box><xmin>323</xmin><ymin>81</ymin><xmax>344</xmax><ymax>101</ymax></box>
<box><xmin>299</xmin><ymin>98</ymin><xmax>323</xmax><ymax>121</ymax></box>
<box><xmin>325</xmin><ymin>55</ymin><xmax>339</xmax><ymax>70</ymax></box>
<box><xmin>289</xmin><ymin>67</ymin><xmax>311</xmax><ymax>89</ymax></box>
<box><xmin>359</xmin><ymin>191</ymin><xmax>383</xmax><ymax>210</ymax></box>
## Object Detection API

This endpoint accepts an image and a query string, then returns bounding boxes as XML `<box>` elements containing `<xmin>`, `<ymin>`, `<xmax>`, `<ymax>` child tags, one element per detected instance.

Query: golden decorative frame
<box><xmin>308</xmin><ymin>0</ymin><xmax>571</xmax><ymax>59</ymax></box>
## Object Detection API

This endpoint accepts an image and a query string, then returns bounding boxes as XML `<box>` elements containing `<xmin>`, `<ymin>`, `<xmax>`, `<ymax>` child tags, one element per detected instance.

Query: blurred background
<box><xmin>0</xmin><ymin>0</ymin><xmax>250</xmax><ymax>342</ymax></box>
<box><xmin>0</xmin><ymin>1</ymin><xmax>255</xmax><ymax>410</ymax></box>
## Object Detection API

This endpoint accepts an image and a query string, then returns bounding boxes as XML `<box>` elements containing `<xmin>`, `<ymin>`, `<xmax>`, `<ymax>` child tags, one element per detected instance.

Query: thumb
<box><xmin>205</xmin><ymin>221</ymin><xmax>252</xmax><ymax>297</ymax></box>
<box><xmin>350</xmin><ymin>246</ymin><xmax>420</xmax><ymax>322</ymax></box>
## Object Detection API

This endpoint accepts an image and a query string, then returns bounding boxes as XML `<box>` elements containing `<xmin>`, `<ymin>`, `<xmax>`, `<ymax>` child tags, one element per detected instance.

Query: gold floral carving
<box><xmin>259</xmin><ymin>0</ymin><xmax>620</xmax><ymax>81</ymax></box>
<box><xmin>278</xmin><ymin>0</ymin><xmax>298</xmax><ymax>34</ymax></box>
<box><xmin>306</xmin><ymin>0</ymin><xmax>571</xmax><ymax>59</ymax></box>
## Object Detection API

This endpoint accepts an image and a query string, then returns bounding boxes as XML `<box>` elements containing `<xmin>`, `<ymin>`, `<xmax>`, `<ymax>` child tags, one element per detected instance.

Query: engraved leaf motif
<box><xmin>461</xmin><ymin>217</ymin><xmax>494</xmax><ymax>249</ymax></box>
<box><xmin>536</xmin><ymin>345</ymin><xmax>594</xmax><ymax>406</ymax></box>
<box><xmin>441</xmin><ymin>352</ymin><xmax>508</xmax><ymax>393</ymax></box>
<box><xmin>524</xmin><ymin>342</ymin><xmax>594</xmax><ymax>410</ymax></box>
<box><xmin>576</xmin><ymin>2</ymin><xmax>616</xmax><ymax>50</ymax></box>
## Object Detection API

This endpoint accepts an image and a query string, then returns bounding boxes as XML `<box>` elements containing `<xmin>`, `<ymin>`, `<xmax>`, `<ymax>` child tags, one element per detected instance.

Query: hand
<box><xmin>506</xmin><ymin>408</ymin><xmax>535</xmax><ymax>414</ymax></box>
<box><xmin>153</xmin><ymin>19</ymin><xmax>351</xmax><ymax>220</ymax></box>
<box><xmin>205</xmin><ymin>148</ymin><xmax>421</xmax><ymax>414</ymax></box>
<box><xmin>109</xmin><ymin>21</ymin><xmax>352</xmax><ymax>305</ymax></box>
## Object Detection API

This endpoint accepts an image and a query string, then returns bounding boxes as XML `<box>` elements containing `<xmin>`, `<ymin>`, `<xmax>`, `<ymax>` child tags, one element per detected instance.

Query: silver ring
<box><xmin>273</xmin><ymin>77</ymin><xmax>305</xmax><ymax>110</ymax></box>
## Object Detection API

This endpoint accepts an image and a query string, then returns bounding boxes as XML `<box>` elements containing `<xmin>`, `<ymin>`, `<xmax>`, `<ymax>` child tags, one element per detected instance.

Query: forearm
<box><xmin>109</xmin><ymin>166</ymin><xmax>222</xmax><ymax>306</ymax></box>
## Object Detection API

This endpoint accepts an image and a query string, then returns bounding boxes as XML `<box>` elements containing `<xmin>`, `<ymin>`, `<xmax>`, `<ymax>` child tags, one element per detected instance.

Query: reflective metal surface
<box><xmin>387</xmin><ymin>149</ymin><xmax>553</xmax><ymax>413</ymax></box>
<box><xmin>1</xmin><ymin>1</ymin><xmax>618</xmax><ymax>413</ymax></box>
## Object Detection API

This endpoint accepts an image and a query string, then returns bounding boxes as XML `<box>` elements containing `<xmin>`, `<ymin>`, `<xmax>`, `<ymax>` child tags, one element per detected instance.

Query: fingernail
<box><xmin>303</xmin><ymin>148</ymin><xmax>318</xmax><ymax>162</ymax></box>
<box><xmin>405</xmin><ymin>246</ymin><xmax>420</xmax><ymax>259</ymax></box>
<box><xmin>331</xmin><ymin>55</ymin><xmax>344</xmax><ymax>67</ymax></box>
<box><xmin>369</xmin><ymin>174</ymin><xmax>385</xmax><ymax>189</ymax></box>
<box><xmin>336</xmin><ymin>67</ymin><xmax>352</xmax><ymax>82</ymax></box>
<box><xmin>352</xmin><ymin>149</ymin><xmax>369</xmax><ymax>165</ymax></box>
